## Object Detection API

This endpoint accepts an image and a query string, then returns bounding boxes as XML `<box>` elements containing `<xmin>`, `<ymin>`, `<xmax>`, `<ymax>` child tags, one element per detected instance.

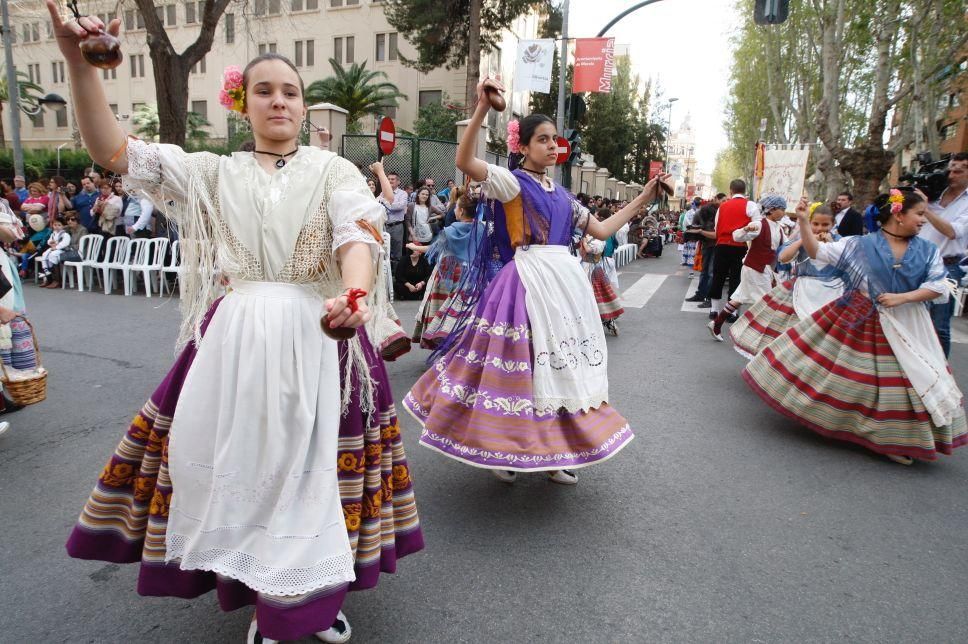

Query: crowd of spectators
<box><xmin>0</xmin><ymin>168</ymin><xmax>168</xmax><ymax>289</ymax></box>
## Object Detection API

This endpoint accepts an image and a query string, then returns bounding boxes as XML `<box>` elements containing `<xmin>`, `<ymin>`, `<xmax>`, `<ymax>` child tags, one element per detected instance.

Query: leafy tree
<box><xmin>711</xmin><ymin>149</ymin><xmax>743</xmax><ymax>194</ymax></box>
<box><xmin>629</xmin><ymin>85</ymin><xmax>665</xmax><ymax>184</ymax></box>
<box><xmin>385</xmin><ymin>0</ymin><xmax>547</xmax><ymax>108</ymax></box>
<box><xmin>131</xmin><ymin>0</ymin><xmax>232</xmax><ymax>145</ymax></box>
<box><xmin>132</xmin><ymin>103</ymin><xmax>160</xmax><ymax>142</ymax></box>
<box><xmin>583</xmin><ymin>57</ymin><xmax>642</xmax><ymax>183</ymax></box>
<box><xmin>305</xmin><ymin>59</ymin><xmax>407</xmax><ymax>133</ymax></box>
<box><xmin>723</xmin><ymin>0</ymin><xmax>968</xmax><ymax>204</ymax></box>
<box><xmin>413</xmin><ymin>98</ymin><xmax>465</xmax><ymax>140</ymax></box>
<box><xmin>132</xmin><ymin>103</ymin><xmax>210</xmax><ymax>144</ymax></box>
<box><xmin>0</xmin><ymin>70</ymin><xmax>45</xmax><ymax>148</ymax></box>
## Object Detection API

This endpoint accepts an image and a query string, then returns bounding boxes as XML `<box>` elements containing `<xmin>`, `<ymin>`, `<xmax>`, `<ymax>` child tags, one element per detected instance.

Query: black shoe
<box><xmin>727</xmin><ymin>313</ymin><xmax>739</xmax><ymax>324</ymax></box>
<box><xmin>0</xmin><ymin>395</ymin><xmax>24</xmax><ymax>415</ymax></box>
<box><xmin>684</xmin><ymin>293</ymin><xmax>704</xmax><ymax>302</ymax></box>
<box><xmin>697</xmin><ymin>300</ymin><xmax>711</xmax><ymax>309</ymax></box>
<box><xmin>708</xmin><ymin>311</ymin><xmax>718</xmax><ymax>320</ymax></box>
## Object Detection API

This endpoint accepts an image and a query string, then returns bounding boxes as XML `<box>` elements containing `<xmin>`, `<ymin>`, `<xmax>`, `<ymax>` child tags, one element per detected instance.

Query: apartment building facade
<box><xmin>3</xmin><ymin>1</ymin><xmax>539</xmax><ymax>148</ymax></box>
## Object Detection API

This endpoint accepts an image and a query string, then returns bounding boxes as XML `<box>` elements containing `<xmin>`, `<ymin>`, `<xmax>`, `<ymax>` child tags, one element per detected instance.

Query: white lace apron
<box><xmin>165</xmin><ymin>281</ymin><xmax>354</xmax><ymax>596</ymax></box>
<box><xmin>879</xmin><ymin>303</ymin><xmax>964</xmax><ymax>428</ymax></box>
<box><xmin>514</xmin><ymin>245</ymin><xmax>609</xmax><ymax>415</ymax></box>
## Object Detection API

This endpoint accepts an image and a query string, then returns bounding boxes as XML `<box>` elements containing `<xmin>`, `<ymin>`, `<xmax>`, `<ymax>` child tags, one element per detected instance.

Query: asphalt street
<box><xmin>2</xmin><ymin>246</ymin><xmax>967</xmax><ymax>643</ymax></box>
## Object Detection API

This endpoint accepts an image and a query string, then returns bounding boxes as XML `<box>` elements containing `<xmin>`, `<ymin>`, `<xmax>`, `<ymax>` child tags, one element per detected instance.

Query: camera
<box><xmin>898</xmin><ymin>157</ymin><xmax>950</xmax><ymax>202</ymax></box>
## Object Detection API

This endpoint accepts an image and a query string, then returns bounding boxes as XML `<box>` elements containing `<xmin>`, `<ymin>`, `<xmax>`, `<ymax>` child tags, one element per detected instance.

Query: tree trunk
<box><xmin>465</xmin><ymin>0</ymin><xmax>482</xmax><ymax>112</ymax></box>
<box><xmin>840</xmin><ymin>144</ymin><xmax>894</xmax><ymax>207</ymax></box>
<box><xmin>151</xmin><ymin>49</ymin><xmax>191</xmax><ymax>146</ymax></box>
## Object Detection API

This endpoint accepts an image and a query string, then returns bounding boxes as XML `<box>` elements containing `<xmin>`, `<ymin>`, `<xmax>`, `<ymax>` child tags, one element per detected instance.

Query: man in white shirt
<box><xmin>833</xmin><ymin>191</ymin><xmax>864</xmax><ymax>236</ymax></box>
<box><xmin>379</xmin><ymin>171</ymin><xmax>409</xmax><ymax>270</ymax></box>
<box><xmin>919</xmin><ymin>152</ymin><xmax>968</xmax><ymax>356</ymax></box>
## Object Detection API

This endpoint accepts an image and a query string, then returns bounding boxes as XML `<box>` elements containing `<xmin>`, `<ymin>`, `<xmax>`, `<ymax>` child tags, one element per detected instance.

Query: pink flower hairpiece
<box><xmin>219</xmin><ymin>65</ymin><xmax>245</xmax><ymax>113</ymax></box>
<box><xmin>888</xmin><ymin>188</ymin><xmax>904</xmax><ymax>215</ymax></box>
<box><xmin>506</xmin><ymin>119</ymin><xmax>520</xmax><ymax>154</ymax></box>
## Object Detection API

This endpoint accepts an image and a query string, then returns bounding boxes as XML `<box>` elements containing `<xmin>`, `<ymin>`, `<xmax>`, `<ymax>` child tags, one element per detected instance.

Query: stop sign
<box><xmin>377</xmin><ymin>117</ymin><xmax>396</xmax><ymax>157</ymax></box>
<box><xmin>555</xmin><ymin>136</ymin><xmax>571</xmax><ymax>165</ymax></box>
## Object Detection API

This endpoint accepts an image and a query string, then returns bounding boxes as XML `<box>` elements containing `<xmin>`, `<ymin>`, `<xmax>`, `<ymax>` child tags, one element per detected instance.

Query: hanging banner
<box><xmin>648</xmin><ymin>161</ymin><xmax>664</xmax><ymax>180</ymax></box>
<box><xmin>513</xmin><ymin>39</ymin><xmax>556</xmax><ymax>93</ymax></box>
<box><xmin>573</xmin><ymin>38</ymin><xmax>615</xmax><ymax>93</ymax></box>
<box><xmin>758</xmin><ymin>146</ymin><xmax>810</xmax><ymax>211</ymax></box>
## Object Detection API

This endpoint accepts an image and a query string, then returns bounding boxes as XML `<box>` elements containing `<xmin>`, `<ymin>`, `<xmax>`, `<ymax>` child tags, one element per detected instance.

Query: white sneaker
<box><xmin>0</xmin><ymin>421</ymin><xmax>9</xmax><ymax>438</ymax></box>
<box><xmin>315</xmin><ymin>610</ymin><xmax>352</xmax><ymax>643</ymax></box>
<box><xmin>547</xmin><ymin>470</ymin><xmax>578</xmax><ymax>485</ymax></box>
<box><xmin>887</xmin><ymin>454</ymin><xmax>914</xmax><ymax>466</ymax></box>
<box><xmin>246</xmin><ymin>620</ymin><xmax>279</xmax><ymax>644</ymax></box>
<box><xmin>491</xmin><ymin>469</ymin><xmax>517</xmax><ymax>484</ymax></box>
<box><xmin>707</xmin><ymin>320</ymin><xmax>724</xmax><ymax>342</ymax></box>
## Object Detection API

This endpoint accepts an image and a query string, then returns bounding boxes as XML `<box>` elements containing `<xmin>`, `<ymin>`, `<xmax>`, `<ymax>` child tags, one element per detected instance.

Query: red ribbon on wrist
<box><xmin>343</xmin><ymin>288</ymin><xmax>367</xmax><ymax>314</ymax></box>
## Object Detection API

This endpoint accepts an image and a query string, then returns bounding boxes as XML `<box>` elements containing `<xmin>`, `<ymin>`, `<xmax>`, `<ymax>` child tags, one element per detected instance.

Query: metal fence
<box><xmin>341</xmin><ymin>134</ymin><xmax>458</xmax><ymax>188</ymax></box>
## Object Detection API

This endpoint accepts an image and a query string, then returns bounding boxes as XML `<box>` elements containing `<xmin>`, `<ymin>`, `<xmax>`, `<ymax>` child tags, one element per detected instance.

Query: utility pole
<box><xmin>554</xmin><ymin>0</ymin><xmax>569</xmax><ymax>184</ymax></box>
<box><xmin>1</xmin><ymin>0</ymin><xmax>24</xmax><ymax>178</ymax></box>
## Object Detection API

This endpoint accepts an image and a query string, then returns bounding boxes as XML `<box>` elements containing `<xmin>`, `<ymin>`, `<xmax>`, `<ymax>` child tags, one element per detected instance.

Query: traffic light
<box><xmin>754</xmin><ymin>0</ymin><xmax>789</xmax><ymax>25</ymax></box>
<box><xmin>564</xmin><ymin>128</ymin><xmax>582</xmax><ymax>165</ymax></box>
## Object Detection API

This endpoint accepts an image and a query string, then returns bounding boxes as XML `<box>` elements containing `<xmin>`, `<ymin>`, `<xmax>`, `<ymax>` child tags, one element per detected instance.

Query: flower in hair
<box><xmin>506</xmin><ymin>119</ymin><xmax>520</xmax><ymax>154</ymax></box>
<box><xmin>219</xmin><ymin>65</ymin><xmax>245</xmax><ymax>113</ymax></box>
<box><xmin>888</xmin><ymin>188</ymin><xmax>904</xmax><ymax>215</ymax></box>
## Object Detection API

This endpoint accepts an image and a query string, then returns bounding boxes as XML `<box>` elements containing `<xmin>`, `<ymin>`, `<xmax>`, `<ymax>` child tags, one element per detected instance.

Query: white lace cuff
<box><xmin>333</xmin><ymin>222</ymin><xmax>380</xmax><ymax>263</ymax></box>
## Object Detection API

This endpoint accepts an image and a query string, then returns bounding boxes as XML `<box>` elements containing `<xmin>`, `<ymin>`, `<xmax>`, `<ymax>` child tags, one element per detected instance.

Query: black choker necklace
<box><xmin>520</xmin><ymin>166</ymin><xmax>547</xmax><ymax>176</ymax></box>
<box><xmin>881</xmin><ymin>228</ymin><xmax>912</xmax><ymax>240</ymax></box>
<box><xmin>254</xmin><ymin>148</ymin><xmax>298</xmax><ymax>168</ymax></box>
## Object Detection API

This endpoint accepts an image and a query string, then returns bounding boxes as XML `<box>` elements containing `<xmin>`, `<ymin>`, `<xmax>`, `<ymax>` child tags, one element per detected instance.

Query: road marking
<box><xmin>621</xmin><ymin>273</ymin><xmax>668</xmax><ymax>309</ymax></box>
<box><xmin>679</xmin><ymin>276</ymin><xmax>708</xmax><ymax>314</ymax></box>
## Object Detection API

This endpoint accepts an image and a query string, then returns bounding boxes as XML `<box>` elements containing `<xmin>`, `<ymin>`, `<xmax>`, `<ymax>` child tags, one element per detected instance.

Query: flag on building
<box><xmin>513</xmin><ymin>39</ymin><xmax>556</xmax><ymax>93</ymax></box>
<box><xmin>573</xmin><ymin>38</ymin><xmax>616</xmax><ymax>93</ymax></box>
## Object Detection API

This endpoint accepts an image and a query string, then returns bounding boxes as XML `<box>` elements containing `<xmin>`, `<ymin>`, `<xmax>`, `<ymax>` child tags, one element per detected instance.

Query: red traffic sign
<box><xmin>555</xmin><ymin>136</ymin><xmax>571</xmax><ymax>165</ymax></box>
<box><xmin>377</xmin><ymin>117</ymin><xmax>396</xmax><ymax>157</ymax></box>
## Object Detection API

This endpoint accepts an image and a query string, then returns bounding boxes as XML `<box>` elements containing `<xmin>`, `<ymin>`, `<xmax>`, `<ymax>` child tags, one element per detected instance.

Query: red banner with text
<box><xmin>573</xmin><ymin>38</ymin><xmax>616</xmax><ymax>93</ymax></box>
<box><xmin>648</xmin><ymin>161</ymin><xmax>664</xmax><ymax>180</ymax></box>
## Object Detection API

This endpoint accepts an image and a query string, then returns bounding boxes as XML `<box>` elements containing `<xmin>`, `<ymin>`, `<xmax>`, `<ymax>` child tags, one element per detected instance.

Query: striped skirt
<box><xmin>65</xmin><ymin>299</ymin><xmax>424</xmax><ymax>641</ymax></box>
<box><xmin>589</xmin><ymin>265</ymin><xmax>624</xmax><ymax>321</ymax></box>
<box><xmin>413</xmin><ymin>256</ymin><xmax>464</xmax><ymax>349</ymax></box>
<box><xmin>0</xmin><ymin>314</ymin><xmax>37</xmax><ymax>371</ymax></box>
<box><xmin>730</xmin><ymin>280</ymin><xmax>797</xmax><ymax>360</ymax></box>
<box><xmin>743</xmin><ymin>292</ymin><xmax>968</xmax><ymax>461</ymax></box>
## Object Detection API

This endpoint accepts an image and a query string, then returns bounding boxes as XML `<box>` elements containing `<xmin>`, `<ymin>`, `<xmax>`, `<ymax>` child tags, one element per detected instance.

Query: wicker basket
<box><xmin>0</xmin><ymin>316</ymin><xmax>47</xmax><ymax>405</ymax></box>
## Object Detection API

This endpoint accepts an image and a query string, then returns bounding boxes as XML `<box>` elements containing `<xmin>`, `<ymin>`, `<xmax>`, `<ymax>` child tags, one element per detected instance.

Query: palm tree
<box><xmin>132</xmin><ymin>103</ymin><xmax>160</xmax><ymax>142</ymax></box>
<box><xmin>0</xmin><ymin>70</ymin><xmax>45</xmax><ymax>148</ymax></box>
<box><xmin>305</xmin><ymin>59</ymin><xmax>407</xmax><ymax>133</ymax></box>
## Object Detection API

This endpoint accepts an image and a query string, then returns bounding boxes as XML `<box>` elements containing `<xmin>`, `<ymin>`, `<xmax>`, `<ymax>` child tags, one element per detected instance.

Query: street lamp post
<box><xmin>664</xmin><ymin>97</ymin><xmax>678</xmax><ymax>169</ymax></box>
<box><xmin>1</xmin><ymin>0</ymin><xmax>69</xmax><ymax>178</ymax></box>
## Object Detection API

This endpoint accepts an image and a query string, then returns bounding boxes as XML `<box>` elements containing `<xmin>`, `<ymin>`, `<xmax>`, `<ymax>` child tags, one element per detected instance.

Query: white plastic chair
<box><xmin>125</xmin><ymin>237</ymin><xmax>170</xmax><ymax>297</ymax></box>
<box><xmin>62</xmin><ymin>235</ymin><xmax>103</xmax><ymax>291</ymax></box>
<box><xmin>101</xmin><ymin>237</ymin><xmax>140</xmax><ymax>295</ymax></box>
<box><xmin>87</xmin><ymin>236</ymin><xmax>129</xmax><ymax>294</ymax></box>
<box><xmin>160</xmin><ymin>239</ymin><xmax>182</xmax><ymax>297</ymax></box>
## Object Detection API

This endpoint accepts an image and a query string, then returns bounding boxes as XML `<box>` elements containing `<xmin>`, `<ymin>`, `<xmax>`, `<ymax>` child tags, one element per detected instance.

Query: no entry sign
<box><xmin>377</xmin><ymin>117</ymin><xmax>396</xmax><ymax>158</ymax></box>
<box><xmin>555</xmin><ymin>136</ymin><xmax>571</xmax><ymax>165</ymax></box>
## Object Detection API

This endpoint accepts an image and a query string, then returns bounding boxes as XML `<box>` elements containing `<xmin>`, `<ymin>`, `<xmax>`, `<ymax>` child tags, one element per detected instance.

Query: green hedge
<box><xmin>0</xmin><ymin>148</ymin><xmax>95</xmax><ymax>182</ymax></box>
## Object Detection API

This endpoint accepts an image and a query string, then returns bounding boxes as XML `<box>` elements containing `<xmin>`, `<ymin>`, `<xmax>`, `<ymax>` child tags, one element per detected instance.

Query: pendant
<box><xmin>275</xmin><ymin>158</ymin><xmax>286</xmax><ymax>169</ymax></box>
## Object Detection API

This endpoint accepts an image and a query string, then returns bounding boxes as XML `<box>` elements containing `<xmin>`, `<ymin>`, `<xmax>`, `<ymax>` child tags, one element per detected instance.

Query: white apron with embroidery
<box><xmin>514</xmin><ymin>245</ymin><xmax>609</xmax><ymax>415</ymax></box>
<box><xmin>123</xmin><ymin>141</ymin><xmax>385</xmax><ymax>597</ymax></box>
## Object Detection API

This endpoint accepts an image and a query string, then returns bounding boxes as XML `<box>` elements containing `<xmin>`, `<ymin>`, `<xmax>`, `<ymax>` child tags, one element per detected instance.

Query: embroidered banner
<box><xmin>573</xmin><ymin>38</ymin><xmax>615</xmax><ymax>93</ymax></box>
<box><xmin>758</xmin><ymin>146</ymin><xmax>810</xmax><ymax>211</ymax></box>
<box><xmin>513</xmin><ymin>39</ymin><xmax>556</xmax><ymax>93</ymax></box>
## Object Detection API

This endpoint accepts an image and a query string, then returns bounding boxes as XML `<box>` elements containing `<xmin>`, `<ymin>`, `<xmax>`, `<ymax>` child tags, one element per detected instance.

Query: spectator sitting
<box><xmin>394</xmin><ymin>247</ymin><xmax>432</xmax><ymax>301</ymax></box>
<box><xmin>0</xmin><ymin>181</ymin><xmax>22</xmax><ymax>215</ymax></box>
<box><xmin>71</xmin><ymin>176</ymin><xmax>99</xmax><ymax>231</ymax></box>
<box><xmin>46</xmin><ymin>176</ymin><xmax>72</xmax><ymax>220</ymax></box>
<box><xmin>16</xmin><ymin>214</ymin><xmax>51</xmax><ymax>278</ymax></box>
<box><xmin>20</xmin><ymin>182</ymin><xmax>49</xmax><ymax>222</ymax></box>
<box><xmin>12</xmin><ymin>175</ymin><xmax>28</xmax><ymax>204</ymax></box>
<box><xmin>39</xmin><ymin>215</ymin><xmax>70</xmax><ymax>288</ymax></box>
<box><xmin>91</xmin><ymin>180</ymin><xmax>122</xmax><ymax>238</ymax></box>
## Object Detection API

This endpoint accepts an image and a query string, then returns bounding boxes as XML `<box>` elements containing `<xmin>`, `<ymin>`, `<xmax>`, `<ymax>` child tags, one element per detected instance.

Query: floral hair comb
<box><xmin>888</xmin><ymin>188</ymin><xmax>904</xmax><ymax>215</ymax></box>
<box><xmin>219</xmin><ymin>65</ymin><xmax>245</xmax><ymax>113</ymax></box>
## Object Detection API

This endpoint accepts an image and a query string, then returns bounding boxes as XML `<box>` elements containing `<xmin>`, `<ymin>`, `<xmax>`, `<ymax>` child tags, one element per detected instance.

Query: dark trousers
<box><xmin>708</xmin><ymin>244</ymin><xmax>746</xmax><ymax>301</ymax></box>
<box><xmin>696</xmin><ymin>244</ymin><xmax>716</xmax><ymax>298</ymax></box>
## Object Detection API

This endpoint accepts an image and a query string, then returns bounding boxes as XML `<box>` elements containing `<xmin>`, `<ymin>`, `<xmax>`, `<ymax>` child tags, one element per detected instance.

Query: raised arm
<box><xmin>45</xmin><ymin>0</ymin><xmax>129</xmax><ymax>174</ymax></box>
<box><xmin>795</xmin><ymin>198</ymin><xmax>820</xmax><ymax>259</ymax></box>
<box><xmin>456</xmin><ymin>79</ymin><xmax>504</xmax><ymax>182</ymax></box>
<box><xmin>369</xmin><ymin>161</ymin><xmax>395</xmax><ymax>203</ymax></box>
<box><xmin>585</xmin><ymin>174</ymin><xmax>670</xmax><ymax>240</ymax></box>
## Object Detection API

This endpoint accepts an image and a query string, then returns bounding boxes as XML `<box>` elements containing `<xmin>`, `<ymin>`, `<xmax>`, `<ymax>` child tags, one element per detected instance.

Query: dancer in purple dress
<box><xmin>404</xmin><ymin>78</ymin><xmax>669</xmax><ymax>485</ymax></box>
